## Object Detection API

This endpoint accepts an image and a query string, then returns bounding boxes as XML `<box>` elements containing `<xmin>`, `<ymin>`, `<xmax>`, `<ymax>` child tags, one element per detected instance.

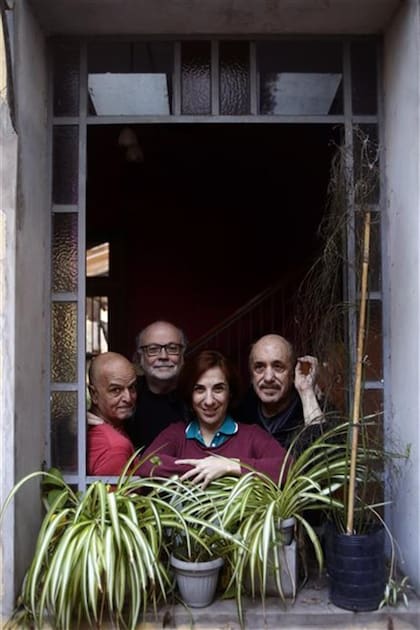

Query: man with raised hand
<box><xmin>236</xmin><ymin>334</ymin><xmax>324</xmax><ymax>451</ymax></box>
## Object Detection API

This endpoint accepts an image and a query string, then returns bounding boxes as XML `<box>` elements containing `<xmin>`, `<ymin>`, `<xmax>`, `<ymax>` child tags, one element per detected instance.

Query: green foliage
<box><xmin>1</xmin><ymin>420</ymin><xmax>410</xmax><ymax>628</ymax></box>
<box><xmin>380</xmin><ymin>574</ymin><xmax>412</xmax><ymax>609</ymax></box>
<box><xmin>170</xmin><ymin>422</ymin><xmax>364</xmax><ymax>627</ymax></box>
<box><xmin>320</xmin><ymin>412</ymin><xmax>409</xmax><ymax>535</ymax></box>
<box><xmin>0</xmin><ymin>459</ymin><xmax>195</xmax><ymax>629</ymax></box>
<box><xmin>223</xmin><ymin>423</ymin><xmax>353</xmax><ymax>625</ymax></box>
<box><xmin>163</xmin><ymin>477</ymin><xmax>244</xmax><ymax>564</ymax></box>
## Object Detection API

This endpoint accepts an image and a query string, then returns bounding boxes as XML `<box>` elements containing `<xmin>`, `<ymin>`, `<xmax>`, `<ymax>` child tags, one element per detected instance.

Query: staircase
<box><xmin>186</xmin><ymin>276</ymin><xmax>297</xmax><ymax>383</ymax></box>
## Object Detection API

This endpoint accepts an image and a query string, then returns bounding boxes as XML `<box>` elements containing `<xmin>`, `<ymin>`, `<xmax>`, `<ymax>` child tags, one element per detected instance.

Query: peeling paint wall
<box><xmin>383</xmin><ymin>0</ymin><xmax>420</xmax><ymax>593</ymax></box>
<box><xmin>0</xmin><ymin>0</ymin><xmax>419</xmax><ymax>617</ymax></box>
<box><xmin>0</xmin><ymin>7</ymin><xmax>17</xmax><ymax>620</ymax></box>
<box><xmin>1</xmin><ymin>0</ymin><xmax>50</xmax><ymax>616</ymax></box>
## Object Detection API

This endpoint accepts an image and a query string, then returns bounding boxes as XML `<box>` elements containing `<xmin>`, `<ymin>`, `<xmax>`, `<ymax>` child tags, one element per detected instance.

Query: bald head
<box><xmin>89</xmin><ymin>352</ymin><xmax>137</xmax><ymax>426</ymax></box>
<box><xmin>89</xmin><ymin>352</ymin><xmax>134</xmax><ymax>386</ymax></box>
<box><xmin>135</xmin><ymin>320</ymin><xmax>186</xmax><ymax>393</ymax></box>
<box><xmin>249</xmin><ymin>335</ymin><xmax>296</xmax><ymax>417</ymax></box>
<box><xmin>249</xmin><ymin>335</ymin><xmax>295</xmax><ymax>369</ymax></box>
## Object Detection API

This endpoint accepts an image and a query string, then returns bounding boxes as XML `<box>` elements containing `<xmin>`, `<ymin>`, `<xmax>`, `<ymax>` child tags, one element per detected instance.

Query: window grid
<box><xmin>49</xmin><ymin>37</ymin><xmax>382</xmax><ymax>489</ymax></box>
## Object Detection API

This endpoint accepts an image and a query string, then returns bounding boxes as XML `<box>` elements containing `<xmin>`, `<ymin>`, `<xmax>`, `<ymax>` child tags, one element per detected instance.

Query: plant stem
<box><xmin>346</xmin><ymin>210</ymin><xmax>371</xmax><ymax>534</ymax></box>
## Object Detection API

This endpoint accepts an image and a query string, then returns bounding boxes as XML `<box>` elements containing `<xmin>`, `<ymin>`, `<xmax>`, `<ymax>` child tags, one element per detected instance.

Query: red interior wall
<box><xmin>87</xmin><ymin>124</ymin><xmax>338</xmax><ymax>359</ymax></box>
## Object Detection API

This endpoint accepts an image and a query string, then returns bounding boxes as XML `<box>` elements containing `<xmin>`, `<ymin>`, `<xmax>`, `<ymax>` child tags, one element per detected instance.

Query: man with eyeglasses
<box><xmin>125</xmin><ymin>320</ymin><xmax>188</xmax><ymax>451</ymax></box>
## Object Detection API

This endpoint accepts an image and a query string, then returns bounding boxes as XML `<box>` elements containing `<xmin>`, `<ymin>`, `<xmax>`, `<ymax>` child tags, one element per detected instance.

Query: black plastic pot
<box><xmin>325</xmin><ymin>522</ymin><xmax>386</xmax><ymax>612</ymax></box>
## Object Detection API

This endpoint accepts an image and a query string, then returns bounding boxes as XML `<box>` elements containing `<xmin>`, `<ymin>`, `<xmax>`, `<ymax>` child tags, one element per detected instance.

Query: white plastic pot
<box><xmin>170</xmin><ymin>555</ymin><xmax>224</xmax><ymax>608</ymax></box>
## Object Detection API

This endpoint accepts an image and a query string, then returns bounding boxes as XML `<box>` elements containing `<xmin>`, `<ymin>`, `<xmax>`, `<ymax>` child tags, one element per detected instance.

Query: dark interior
<box><xmin>86</xmin><ymin>123</ymin><xmax>341</xmax><ymax>361</ymax></box>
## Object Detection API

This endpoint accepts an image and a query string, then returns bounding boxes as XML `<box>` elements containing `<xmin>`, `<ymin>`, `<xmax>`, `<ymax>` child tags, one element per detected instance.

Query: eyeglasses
<box><xmin>139</xmin><ymin>343</ymin><xmax>185</xmax><ymax>357</ymax></box>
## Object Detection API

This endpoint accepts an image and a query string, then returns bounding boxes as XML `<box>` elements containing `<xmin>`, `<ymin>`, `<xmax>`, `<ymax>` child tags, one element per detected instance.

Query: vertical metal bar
<box><xmin>376</xmin><ymin>38</ymin><xmax>385</xmax><ymax>399</ymax></box>
<box><xmin>173</xmin><ymin>42</ymin><xmax>181</xmax><ymax>116</ymax></box>
<box><xmin>46</xmin><ymin>42</ymin><xmax>53</xmax><ymax>468</ymax></box>
<box><xmin>376</xmin><ymin>38</ymin><xmax>390</xmax><ymax>513</ymax></box>
<box><xmin>343</xmin><ymin>40</ymin><xmax>357</xmax><ymax>410</ymax></box>
<box><xmin>211</xmin><ymin>40</ymin><xmax>219</xmax><ymax>115</ymax></box>
<box><xmin>86</xmin><ymin>297</ymin><xmax>91</xmax><ymax>354</ymax></box>
<box><xmin>78</xmin><ymin>41</ymin><xmax>88</xmax><ymax>491</ymax></box>
<box><xmin>96</xmin><ymin>299</ymin><xmax>100</xmax><ymax>353</ymax></box>
<box><xmin>250</xmin><ymin>41</ymin><xmax>257</xmax><ymax>115</ymax></box>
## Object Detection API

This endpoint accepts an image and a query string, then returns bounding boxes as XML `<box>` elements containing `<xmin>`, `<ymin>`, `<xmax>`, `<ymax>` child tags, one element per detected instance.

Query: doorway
<box><xmin>86</xmin><ymin>123</ymin><xmax>341</xmax><ymax>364</ymax></box>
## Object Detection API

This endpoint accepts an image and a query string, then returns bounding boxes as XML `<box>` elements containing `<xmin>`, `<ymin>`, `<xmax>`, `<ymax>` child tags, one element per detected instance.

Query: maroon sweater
<box><xmin>138</xmin><ymin>421</ymin><xmax>292</xmax><ymax>484</ymax></box>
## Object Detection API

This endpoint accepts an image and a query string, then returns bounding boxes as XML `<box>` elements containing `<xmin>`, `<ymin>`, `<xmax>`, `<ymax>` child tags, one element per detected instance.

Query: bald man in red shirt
<box><xmin>87</xmin><ymin>352</ymin><xmax>137</xmax><ymax>476</ymax></box>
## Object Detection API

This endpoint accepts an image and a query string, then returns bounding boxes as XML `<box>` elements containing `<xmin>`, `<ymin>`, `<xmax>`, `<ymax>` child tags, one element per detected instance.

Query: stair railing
<box><xmin>186</xmin><ymin>275</ymin><xmax>296</xmax><ymax>382</ymax></box>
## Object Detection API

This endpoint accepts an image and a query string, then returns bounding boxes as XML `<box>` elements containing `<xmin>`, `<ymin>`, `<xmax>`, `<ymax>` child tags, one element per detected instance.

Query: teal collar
<box><xmin>185</xmin><ymin>415</ymin><xmax>238</xmax><ymax>447</ymax></box>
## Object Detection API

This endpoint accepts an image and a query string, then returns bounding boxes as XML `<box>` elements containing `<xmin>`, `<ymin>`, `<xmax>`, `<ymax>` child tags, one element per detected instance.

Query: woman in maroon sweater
<box><xmin>137</xmin><ymin>350</ymin><xmax>292</xmax><ymax>487</ymax></box>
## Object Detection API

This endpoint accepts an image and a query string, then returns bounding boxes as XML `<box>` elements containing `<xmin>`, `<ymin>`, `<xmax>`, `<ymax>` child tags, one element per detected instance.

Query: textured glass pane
<box><xmin>51</xmin><ymin>391</ymin><xmax>78</xmax><ymax>473</ymax></box>
<box><xmin>351</xmin><ymin>40</ymin><xmax>378</xmax><ymax>115</ymax></box>
<box><xmin>88</xmin><ymin>42</ymin><xmax>173</xmax><ymax>115</ymax></box>
<box><xmin>220</xmin><ymin>42</ymin><xmax>250</xmax><ymax>115</ymax></box>
<box><xmin>353</xmin><ymin>125</ymin><xmax>379</xmax><ymax>205</ymax></box>
<box><xmin>53</xmin><ymin>42</ymin><xmax>80</xmax><ymax>116</ymax></box>
<box><xmin>257</xmin><ymin>41</ymin><xmax>343</xmax><ymax>115</ymax></box>
<box><xmin>53</xmin><ymin>126</ymin><xmax>79</xmax><ymax>204</ymax></box>
<box><xmin>51</xmin><ymin>302</ymin><xmax>77</xmax><ymax>382</ymax></box>
<box><xmin>364</xmin><ymin>300</ymin><xmax>383</xmax><ymax>381</ymax></box>
<box><xmin>52</xmin><ymin>213</ymin><xmax>78</xmax><ymax>292</ymax></box>
<box><xmin>181</xmin><ymin>42</ymin><xmax>211</xmax><ymax>115</ymax></box>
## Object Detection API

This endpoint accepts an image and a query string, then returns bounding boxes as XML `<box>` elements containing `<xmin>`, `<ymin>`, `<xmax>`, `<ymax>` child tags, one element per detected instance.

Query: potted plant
<box><xmin>196</xmin><ymin>427</ymin><xmax>355</xmax><ymax>626</ymax></box>
<box><xmin>323</xmin><ymin>416</ymin><xmax>409</xmax><ymax>610</ymax></box>
<box><xmin>319</xmin><ymin>201</ymin><xmax>409</xmax><ymax>611</ymax></box>
<box><xmin>292</xmin><ymin>131</ymin><xmax>410</xmax><ymax>612</ymax></box>
<box><xmin>162</xmin><ymin>479</ymin><xmax>242</xmax><ymax>609</ymax></box>
<box><xmin>0</xmin><ymin>458</ymin><xmax>198</xmax><ymax>629</ymax></box>
<box><xmin>169</xmin><ymin>534</ymin><xmax>226</xmax><ymax>608</ymax></box>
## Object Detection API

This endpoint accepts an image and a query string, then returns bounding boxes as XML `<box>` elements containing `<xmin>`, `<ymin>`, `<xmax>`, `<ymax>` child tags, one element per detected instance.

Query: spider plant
<box><xmin>160</xmin><ymin>476</ymin><xmax>244</xmax><ymax>564</ymax></box>
<box><xmin>201</xmin><ymin>421</ymin><xmax>377</xmax><ymax>626</ymax></box>
<box><xmin>0</xmin><ymin>459</ymin><xmax>194</xmax><ymax>630</ymax></box>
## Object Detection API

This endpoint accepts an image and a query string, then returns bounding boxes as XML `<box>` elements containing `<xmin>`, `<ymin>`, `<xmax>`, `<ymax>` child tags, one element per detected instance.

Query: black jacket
<box><xmin>125</xmin><ymin>376</ymin><xmax>187</xmax><ymax>451</ymax></box>
<box><xmin>235</xmin><ymin>387</ymin><xmax>326</xmax><ymax>454</ymax></box>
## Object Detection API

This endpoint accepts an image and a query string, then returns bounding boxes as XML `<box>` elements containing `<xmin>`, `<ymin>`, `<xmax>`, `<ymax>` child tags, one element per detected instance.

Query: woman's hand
<box><xmin>175</xmin><ymin>455</ymin><xmax>241</xmax><ymax>489</ymax></box>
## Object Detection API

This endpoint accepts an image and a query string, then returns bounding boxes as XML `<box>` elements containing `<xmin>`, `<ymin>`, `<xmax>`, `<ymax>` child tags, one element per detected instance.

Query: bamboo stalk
<box><xmin>346</xmin><ymin>210</ymin><xmax>371</xmax><ymax>534</ymax></box>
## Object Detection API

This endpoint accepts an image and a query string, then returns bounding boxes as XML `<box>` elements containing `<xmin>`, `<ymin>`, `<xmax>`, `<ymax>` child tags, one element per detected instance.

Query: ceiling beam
<box><xmin>27</xmin><ymin>0</ymin><xmax>401</xmax><ymax>36</ymax></box>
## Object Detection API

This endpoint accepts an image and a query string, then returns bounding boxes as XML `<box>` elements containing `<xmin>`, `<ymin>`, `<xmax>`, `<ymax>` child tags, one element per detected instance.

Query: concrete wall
<box><xmin>27</xmin><ymin>0</ymin><xmax>401</xmax><ymax>36</ymax></box>
<box><xmin>1</xmin><ymin>0</ymin><xmax>50</xmax><ymax>615</ymax></box>
<box><xmin>383</xmin><ymin>0</ymin><xmax>420</xmax><ymax>592</ymax></box>
<box><xmin>1</xmin><ymin>0</ymin><xmax>419</xmax><ymax>616</ymax></box>
<box><xmin>0</xmin><ymin>13</ymin><xmax>17</xmax><ymax>620</ymax></box>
